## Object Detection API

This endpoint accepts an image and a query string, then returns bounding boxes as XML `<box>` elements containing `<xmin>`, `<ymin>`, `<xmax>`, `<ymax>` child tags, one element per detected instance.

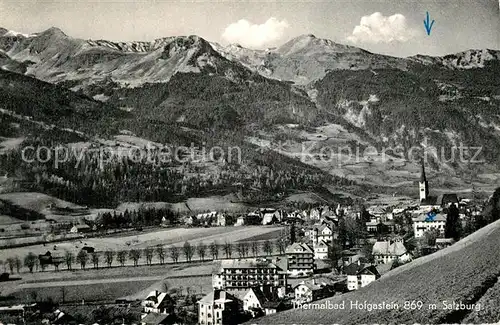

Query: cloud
<box><xmin>347</xmin><ymin>12</ymin><xmax>418</xmax><ymax>44</ymax></box>
<box><xmin>222</xmin><ymin>17</ymin><xmax>289</xmax><ymax>49</ymax></box>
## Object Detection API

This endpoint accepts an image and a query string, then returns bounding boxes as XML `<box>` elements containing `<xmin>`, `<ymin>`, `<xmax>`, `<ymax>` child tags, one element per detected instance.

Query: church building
<box><xmin>418</xmin><ymin>161</ymin><xmax>459</xmax><ymax>210</ymax></box>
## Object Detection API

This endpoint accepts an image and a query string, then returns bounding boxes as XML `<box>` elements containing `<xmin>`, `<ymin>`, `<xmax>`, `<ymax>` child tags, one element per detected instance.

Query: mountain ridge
<box><xmin>1</xmin><ymin>26</ymin><xmax>500</xmax><ymax>193</ymax></box>
<box><xmin>1</xmin><ymin>26</ymin><xmax>499</xmax><ymax>87</ymax></box>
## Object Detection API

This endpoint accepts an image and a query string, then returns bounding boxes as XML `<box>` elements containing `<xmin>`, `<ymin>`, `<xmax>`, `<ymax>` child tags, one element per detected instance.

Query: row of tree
<box><xmin>5</xmin><ymin>238</ymin><xmax>289</xmax><ymax>273</ymax></box>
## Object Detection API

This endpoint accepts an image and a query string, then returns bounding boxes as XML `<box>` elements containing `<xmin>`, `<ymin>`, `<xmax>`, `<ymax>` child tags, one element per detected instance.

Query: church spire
<box><xmin>419</xmin><ymin>159</ymin><xmax>429</xmax><ymax>202</ymax></box>
<box><xmin>420</xmin><ymin>159</ymin><xmax>426</xmax><ymax>183</ymax></box>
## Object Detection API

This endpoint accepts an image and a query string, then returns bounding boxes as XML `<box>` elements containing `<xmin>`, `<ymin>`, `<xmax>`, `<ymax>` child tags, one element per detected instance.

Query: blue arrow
<box><xmin>423</xmin><ymin>11</ymin><xmax>435</xmax><ymax>35</ymax></box>
<box><xmin>425</xmin><ymin>211</ymin><xmax>436</xmax><ymax>222</ymax></box>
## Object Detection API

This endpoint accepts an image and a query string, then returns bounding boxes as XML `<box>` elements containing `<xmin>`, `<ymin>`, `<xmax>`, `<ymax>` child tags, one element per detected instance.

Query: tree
<box><xmin>144</xmin><ymin>247</ymin><xmax>154</xmax><ymax>265</ymax></box>
<box><xmin>117</xmin><ymin>250</ymin><xmax>127</xmax><ymax>266</ymax></box>
<box><xmin>183</xmin><ymin>241</ymin><xmax>195</xmax><ymax>262</ymax></box>
<box><xmin>104</xmin><ymin>250</ymin><xmax>114</xmax><ymax>267</ymax></box>
<box><xmin>236</xmin><ymin>242</ymin><xmax>245</xmax><ymax>258</ymax></box>
<box><xmin>14</xmin><ymin>256</ymin><xmax>22</xmax><ymax>273</ymax></box>
<box><xmin>209</xmin><ymin>241</ymin><xmax>219</xmax><ymax>260</ymax></box>
<box><xmin>251</xmin><ymin>241</ymin><xmax>259</xmax><ymax>256</ymax></box>
<box><xmin>91</xmin><ymin>252</ymin><xmax>100</xmax><ymax>269</ymax></box>
<box><xmin>223</xmin><ymin>242</ymin><xmax>233</xmax><ymax>258</ymax></box>
<box><xmin>290</xmin><ymin>224</ymin><xmax>296</xmax><ymax>243</ymax></box>
<box><xmin>423</xmin><ymin>229</ymin><xmax>438</xmax><ymax>247</ymax></box>
<box><xmin>170</xmin><ymin>245</ymin><xmax>180</xmax><ymax>263</ymax></box>
<box><xmin>6</xmin><ymin>258</ymin><xmax>15</xmax><ymax>273</ymax></box>
<box><xmin>391</xmin><ymin>257</ymin><xmax>403</xmax><ymax>270</ymax></box>
<box><xmin>241</xmin><ymin>241</ymin><xmax>249</xmax><ymax>257</ymax></box>
<box><xmin>328</xmin><ymin>240</ymin><xmax>343</xmax><ymax>271</ymax></box>
<box><xmin>196</xmin><ymin>242</ymin><xmax>207</xmax><ymax>261</ymax></box>
<box><xmin>156</xmin><ymin>245</ymin><xmax>166</xmax><ymax>264</ymax></box>
<box><xmin>338</xmin><ymin>216</ymin><xmax>365</xmax><ymax>248</ymax></box>
<box><xmin>483</xmin><ymin>187</ymin><xmax>500</xmax><ymax>224</ymax></box>
<box><xmin>277</xmin><ymin>239</ymin><xmax>287</xmax><ymax>254</ymax></box>
<box><xmin>445</xmin><ymin>203</ymin><xmax>462</xmax><ymax>240</ymax></box>
<box><xmin>24</xmin><ymin>253</ymin><xmax>37</xmax><ymax>273</ymax></box>
<box><xmin>263</xmin><ymin>240</ymin><xmax>273</xmax><ymax>255</ymax></box>
<box><xmin>64</xmin><ymin>250</ymin><xmax>74</xmax><ymax>270</ymax></box>
<box><xmin>76</xmin><ymin>250</ymin><xmax>89</xmax><ymax>270</ymax></box>
<box><xmin>360</xmin><ymin>243</ymin><xmax>374</xmax><ymax>264</ymax></box>
<box><xmin>129</xmin><ymin>249</ymin><xmax>141</xmax><ymax>266</ymax></box>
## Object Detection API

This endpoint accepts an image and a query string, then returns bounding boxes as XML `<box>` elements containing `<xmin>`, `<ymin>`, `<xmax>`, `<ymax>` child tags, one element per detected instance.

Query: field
<box><xmin>0</xmin><ymin>192</ymin><xmax>112</xmax><ymax>224</ymax></box>
<box><xmin>9</xmin><ymin>280</ymin><xmax>156</xmax><ymax>303</ymax></box>
<box><xmin>0</xmin><ymin>226</ymin><xmax>283</xmax><ymax>266</ymax></box>
<box><xmin>253</xmin><ymin>218</ymin><xmax>500</xmax><ymax>324</ymax></box>
<box><xmin>125</xmin><ymin>275</ymin><xmax>213</xmax><ymax>301</ymax></box>
<box><xmin>0</xmin><ymin>192</ymin><xmax>83</xmax><ymax>214</ymax></box>
<box><xmin>0</xmin><ymin>215</ymin><xmax>23</xmax><ymax>225</ymax></box>
<box><xmin>235</xmin><ymin>229</ymin><xmax>283</xmax><ymax>242</ymax></box>
<box><xmin>117</xmin><ymin>194</ymin><xmax>250</xmax><ymax>214</ymax></box>
<box><xmin>0</xmin><ymin>262</ymin><xmax>217</xmax><ymax>305</ymax></box>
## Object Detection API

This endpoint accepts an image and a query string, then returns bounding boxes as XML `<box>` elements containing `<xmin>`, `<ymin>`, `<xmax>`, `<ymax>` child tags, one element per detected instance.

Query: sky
<box><xmin>0</xmin><ymin>0</ymin><xmax>498</xmax><ymax>57</ymax></box>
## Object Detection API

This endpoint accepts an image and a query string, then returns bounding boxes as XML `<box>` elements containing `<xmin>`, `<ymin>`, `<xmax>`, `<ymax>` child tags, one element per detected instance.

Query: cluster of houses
<box><xmin>183</xmin><ymin>163</ymin><xmax>485</xmax><ymax>324</ymax></box>
<box><xmin>183</xmin><ymin>204</ymin><xmax>347</xmax><ymax>229</ymax></box>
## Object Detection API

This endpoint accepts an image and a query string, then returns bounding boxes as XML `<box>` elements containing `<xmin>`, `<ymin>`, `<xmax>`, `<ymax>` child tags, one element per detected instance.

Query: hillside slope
<box><xmin>252</xmin><ymin>219</ymin><xmax>500</xmax><ymax>324</ymax></box>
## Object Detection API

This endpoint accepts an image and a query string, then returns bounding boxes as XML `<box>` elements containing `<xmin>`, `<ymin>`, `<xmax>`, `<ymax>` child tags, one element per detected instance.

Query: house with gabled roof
<box><xmin>309</xmin><ymin>208</ymin><xmax>321</xmax><ymax>220</ymax></box>
<box><xmin>261</xmin><ymin>208</ymin><xmax>281</xmax><ymax>225</ymax></box>
<box><xmin>439</xmin><ymin>193</ymin><xmax>459</xmax><ymax>207</ymax></box>
<box><xmin>313</xmin><ymin>240</ymin><xmax>328</xmax><ymax>260</ymax></box>
<box><xmin>345</xmin><ymin>262</ymin><xmax>380</xmax><ymax>291</ymax></box>
<box><xmin>316</xmin><ymin>223</ymin><xmax>336</xmax><ymax>244</ymax></box>
<box><xmin>293</xmin><ymin>278</ymin><xmax>335</xmax><ymax>303</ymax></box>
<box><xmin>309</xmin><ymin>222</ymin><xmax>337</xmax><ymax>245</ymax></box>
<box><xmin>141</xmin><ymin>290</ymin><xmax>174</xmax><ymax>315</ymax></box>
<box><xmin>372</xmin><ymin>238</ymin><xmax>412</xmax><ymax>265</ymax></box>
<box><xmin>197</xmin><ymin>289</ymin><xmax>241</xmax><ymax>325</ymax></box>
<box><xmin>242</xmin><ymin>287</ymin><xmax>284</xmax><ymax>317</ymax></box>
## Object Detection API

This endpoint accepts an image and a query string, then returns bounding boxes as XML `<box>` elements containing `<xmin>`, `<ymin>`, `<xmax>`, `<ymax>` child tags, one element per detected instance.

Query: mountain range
<box><xmin>1</xmin><ymin>26</ymin><xmax>500</xmax><ymax>198</ymax></box>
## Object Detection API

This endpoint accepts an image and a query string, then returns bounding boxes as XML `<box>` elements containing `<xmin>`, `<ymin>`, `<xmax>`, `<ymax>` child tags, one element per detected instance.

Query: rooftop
<box><xmin>372</xmin><ymin>240</ymin><xmax>407</xmax><ymax>256</ymax></box>
<box><xmin>198</xmin><ymin>290</ymin><xmax>235</xmax><ymax>304</ymax></box>
<box><xmin>413</xmin><ymin>213</ymin><xmax>447</xmax><ymax>222</ymax></box>
<box><xmin>220</xmin><ymin>258</ymin><xmax>279</xmax><ymax>269</ymax></box>
<box><xmin>286</xmin><ymin>242</ymin><xmax>313</xmax><ymax>254</ymax></box>
<box><xmin>140</xmin><ymin>312</ymin><xmax>170</xmax><ymax>325</ymax></box>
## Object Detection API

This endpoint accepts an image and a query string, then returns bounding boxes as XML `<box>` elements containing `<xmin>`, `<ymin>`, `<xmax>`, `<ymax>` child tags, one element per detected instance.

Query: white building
<box><xmin>198</xmin><ymin>290</ymin><xmax>240</xmax><ymax>325</ymax></box>
<box><xmin>141</xmin><ymin>290</ymin><xmax>173</xmax><ymax>314</ymax></box>
<box><xmin>234</xmin><ymin>216</ymin><xmax>245</xmax><ymax>226</ymax></box>
<box><xmin>372</xmin><ymin>238</ymin><xmax>412</xmax><ymax>265</ymax></box>
<box><xmin>345</xmin><ymin>263</ymin><xmax>380</xmax><ymax>291</ymax></box>
<box><xmin>313</xmin><ymin>240</ymin><xmax>328</xmax><ymax>260</ymax></box>
<box><xmin>412</xmin><ymin>213</ymin><xmax>447</xmax><ymax>238</ymax></box>
<box><xmin>261</xmin><ymin>209</ymin><xmax>281</xmax><ymax>225</ymax></box>
<box><xmin>293</xmin><ymin>279</ymin><xmax>334</xmax><ymax>303</ymax></box>
<box><xmin>285</xmin><ymin>243</ymin><xmax>315</xmax><ymax>277</ymax></box>
<box><xmin>242</xmin><ymin>287</ymin><xmax>282</xmax><ymax>316</ymax></box>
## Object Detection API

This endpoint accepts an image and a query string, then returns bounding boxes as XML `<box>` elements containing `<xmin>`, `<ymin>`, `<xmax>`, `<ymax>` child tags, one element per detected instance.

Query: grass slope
<box><xmin>253</xmin><ymin>219</ymin><xmax>500</xmax><ymax>324</ymax></box>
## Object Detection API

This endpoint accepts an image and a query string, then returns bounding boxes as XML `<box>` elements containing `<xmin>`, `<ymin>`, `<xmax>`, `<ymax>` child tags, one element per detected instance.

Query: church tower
<box><xmin>419</xmin><ymin>160</ymin><xmax>429</xmax><ymax>202</ymax></box>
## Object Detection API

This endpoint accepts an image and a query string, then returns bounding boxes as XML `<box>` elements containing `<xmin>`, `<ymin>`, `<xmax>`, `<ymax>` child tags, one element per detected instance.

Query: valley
<box><xmin>0</xmin><ymin>21</ymin><xmax>498</xmax><ymax>325</ymax></box>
